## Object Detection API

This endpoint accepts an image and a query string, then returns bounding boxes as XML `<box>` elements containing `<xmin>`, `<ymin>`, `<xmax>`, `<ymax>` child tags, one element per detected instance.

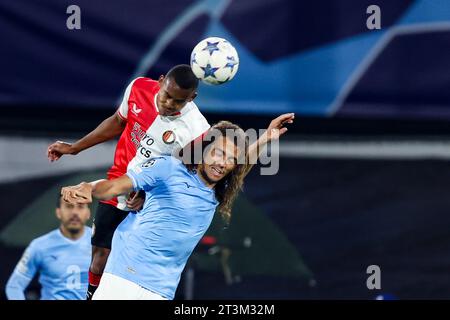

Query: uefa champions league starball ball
<box><xmin>190</xmin><ymin>37</ymin><xmax>239</xmax><ymax>85</ymax></box>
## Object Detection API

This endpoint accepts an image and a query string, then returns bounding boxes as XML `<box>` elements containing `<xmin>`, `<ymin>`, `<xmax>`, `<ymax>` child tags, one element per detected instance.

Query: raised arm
<box><xmin>244</xmin><ymin>113</ymin><xmax>295</xmax><ymax>176</ymax></box>
<box><xmin>47</xmin><ymin>111</ymin><xmax>126</xmax><ymax>162</ymax></box>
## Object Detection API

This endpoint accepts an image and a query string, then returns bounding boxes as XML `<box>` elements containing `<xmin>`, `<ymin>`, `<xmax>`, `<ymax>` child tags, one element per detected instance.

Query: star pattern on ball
<box><xmin>201</xmin><ymin>63</ymin><xmax>219</xmax><ymax>78</ymax></box>
<box><xmin>225</xmin><ymin>56</ymin><xmax>238</xmax><ymax>72</ymax></box>
<box><xmin>202</xmin><ymin>41</ymin><xmax>220</xmax><ymax>55</ymax></box>
<box><xmin>191</xmin><ymin>52</ymin><xmax>197</xmax><ymax>65</ymax></box>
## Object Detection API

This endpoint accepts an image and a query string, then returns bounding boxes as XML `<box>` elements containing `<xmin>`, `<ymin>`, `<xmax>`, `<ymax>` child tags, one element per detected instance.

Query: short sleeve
<box><xmin>117</xmin><ymin>78</ymin><xmax>139</xmax><ymax>120</ymax></box>
<box><xmin>126</xmin><ymin>157</ymin><xmax>173</xmax><ymax>191</ymax></box>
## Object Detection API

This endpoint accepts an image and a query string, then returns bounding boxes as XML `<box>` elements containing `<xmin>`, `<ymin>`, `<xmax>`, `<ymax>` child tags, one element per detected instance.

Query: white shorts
<box><xmin>92</xmin><ymin>272</ymin><xmax>167</xmax><ymax>300</ymax></box>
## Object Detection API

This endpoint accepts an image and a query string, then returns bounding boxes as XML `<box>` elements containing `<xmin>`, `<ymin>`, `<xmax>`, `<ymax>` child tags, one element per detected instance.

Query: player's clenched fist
<box><xmin>47</xmin><ymin>141</ymin><xmax>77</xmax><ymax>162</ymax></box>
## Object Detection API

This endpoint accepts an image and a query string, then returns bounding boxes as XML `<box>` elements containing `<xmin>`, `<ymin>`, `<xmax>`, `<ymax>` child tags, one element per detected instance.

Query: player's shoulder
<box><xmin>29</xmin><ymin>229</ymin><xmax>60</xmax><ymax>249</ymax></box>
<box><xmin>182</xmin><ymin>101</ymin><xmax>206</xmax><ymax>120</ymax></box>
<box><xmin>141</xmin><ymin>155</ymin><xmax>181</xmax><ymax>169</ymax></box>
<box><xmin>130</xmin><ymin>77</ymin><xmax>160</xmax><ymax>94</ymax></box>
<box><xmin>179</xmin><ymin>101</ymin><xmax>210</xmax><ymax>132</ymax></box>
<box><xmin>83</xmin><ymin>226</ymin><xmax>93</xmax><ymax>238</ymax></box>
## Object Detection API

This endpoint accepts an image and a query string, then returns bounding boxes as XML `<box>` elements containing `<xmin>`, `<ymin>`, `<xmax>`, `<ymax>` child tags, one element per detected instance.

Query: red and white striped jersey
<box><xmin>103</xmin><ymin>77</ymin><xmax>210</xmax><ymax>210</ymax></box>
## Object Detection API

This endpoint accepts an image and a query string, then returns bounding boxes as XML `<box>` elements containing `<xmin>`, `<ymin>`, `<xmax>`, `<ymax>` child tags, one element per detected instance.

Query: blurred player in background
<box><xmin>61</xmin><ymin>116</ymin><xmax>293</xmax><ymax>300</ymax></box>
<box><xmin>5</xmin><ymin>195</ymin><xmax>91</xmax><ymax>300</ymax></box>
<box><xmin>47</xmin><ymin>65</ymin><xmax>210</xmax><ymax>299</ymax></box>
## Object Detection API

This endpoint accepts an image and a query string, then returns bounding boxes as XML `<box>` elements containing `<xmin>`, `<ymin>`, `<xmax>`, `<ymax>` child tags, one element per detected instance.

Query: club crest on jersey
<box><xmin>162</xmin><ymin>130</ymin><xmax>176</xmax><ymax>144</ymax></box>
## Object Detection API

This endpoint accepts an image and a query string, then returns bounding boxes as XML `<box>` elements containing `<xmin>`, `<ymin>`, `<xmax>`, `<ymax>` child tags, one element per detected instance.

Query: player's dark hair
<box><xmin>56</xmin><ymin>193</ymin><xmax>62</xmax><ymax>208</ymax></box>
<box><xmin>166</xmin><ymin>64</ymin><xmax>199</xmax><ymax>90</ymax></box>
<box><xmin>184</xmin><ymin>121</ymin><xmax>249</xmax><ymax>223</ymax></box>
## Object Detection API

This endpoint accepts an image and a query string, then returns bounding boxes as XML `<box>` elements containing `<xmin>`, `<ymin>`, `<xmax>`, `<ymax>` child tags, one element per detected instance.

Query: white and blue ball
<box><xmin>190</xmin><ymin>37</ymin><xmax>239</xmax><ymax>85</ymax></box>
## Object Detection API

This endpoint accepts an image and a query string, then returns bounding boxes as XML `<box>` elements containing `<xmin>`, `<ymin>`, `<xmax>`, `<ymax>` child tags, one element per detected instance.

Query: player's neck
<box><xmin>59</xmin><ymin>226</ymin><xmax>85</xmax><ymax>240</ymax></box>
<box><xmin>196</xmin><ymin>170</ymin><xmax>216</xmax><ymax>189</ymax></box>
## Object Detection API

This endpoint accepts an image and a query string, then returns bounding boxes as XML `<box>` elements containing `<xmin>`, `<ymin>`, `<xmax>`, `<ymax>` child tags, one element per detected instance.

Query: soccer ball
<box><xmin>190</xmin><ymin>37</ymin><xmax>239</xmax><ymax>85</ymax></box>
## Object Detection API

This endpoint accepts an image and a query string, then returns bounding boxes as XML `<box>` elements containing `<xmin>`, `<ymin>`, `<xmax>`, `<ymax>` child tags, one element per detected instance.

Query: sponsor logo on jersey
<box><xmin>162</xmin><ymin>130</ymin><xmax>175</xmax><ymax>144</ymax></box>
<box><xmin>131</xmin><ymin>123</ymin><xmax>146</xmax><ymax>148</ymax></box>
<box><xmin>131</xmin><ymin>103</ymin><xmax>142</xmax><ymax>116</ymax></box>
<box><xmin>183</xmin><ymin>182</ymin><xmax>195</xmax><ymax>189</ymax></box>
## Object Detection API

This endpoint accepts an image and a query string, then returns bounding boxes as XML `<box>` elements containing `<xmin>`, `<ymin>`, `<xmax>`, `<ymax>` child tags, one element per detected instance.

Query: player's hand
<box><xmin>126</xmin><ymin>191</ymin><xmax>145</xmax><ymax>211</ymax></box>
<box><xmin>47</xmin><ymin>141</ymin><xmax>77</xmax><ymax>162</ymax></box>
<box><xmin>61</xmin><ymin>182</ymin><xmax>93</xmax><ymax>204</ymax></box>
<box><xmin>263</xmin><ymin>113</ymin><xmax>295</xmax><ymax>143</ymax></box>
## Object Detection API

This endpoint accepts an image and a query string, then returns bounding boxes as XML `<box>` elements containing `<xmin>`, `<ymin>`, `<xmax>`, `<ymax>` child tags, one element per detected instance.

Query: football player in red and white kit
<box><xmin>47</xmin><ymin>65</ymin><xmax>209</xmax><ymax>299</ymax></box>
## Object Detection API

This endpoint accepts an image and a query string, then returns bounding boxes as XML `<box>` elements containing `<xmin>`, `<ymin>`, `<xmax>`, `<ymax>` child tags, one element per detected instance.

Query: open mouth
<box><xmin>211</xmin><ymin>166</ymin><xmax>223</xmax><ymax>177</ymax></box>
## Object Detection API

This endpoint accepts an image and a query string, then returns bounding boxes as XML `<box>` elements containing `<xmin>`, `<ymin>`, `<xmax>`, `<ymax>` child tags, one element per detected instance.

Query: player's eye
<box><xmin>212</xmin><ymin>148</ymin><xmax>224</xmax><ymax>157</ymax></box>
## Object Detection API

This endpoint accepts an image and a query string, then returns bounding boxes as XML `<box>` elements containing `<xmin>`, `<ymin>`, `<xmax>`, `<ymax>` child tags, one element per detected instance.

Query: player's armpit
<box><xmin>114</xmin><ymin>110</ymin><xmax>127</xmax><ymax>127</ymax></box>
<box><xmin>125</xmin><ymin>191</ymin><xmax>145</xmax><ymax>211</ymax></box>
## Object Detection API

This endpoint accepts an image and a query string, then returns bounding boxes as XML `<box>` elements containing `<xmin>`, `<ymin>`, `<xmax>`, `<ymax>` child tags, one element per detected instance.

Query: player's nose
<box><xmin>215</xmin><ymin>159</ymin><xmax>226</xmax><ymax>168</ymax></box>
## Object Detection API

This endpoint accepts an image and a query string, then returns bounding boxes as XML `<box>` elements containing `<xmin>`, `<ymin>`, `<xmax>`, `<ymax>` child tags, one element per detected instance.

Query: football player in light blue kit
<box><xmin>5</xmin><ymin>195</ymin><xmax>92</xmax><ymax>300</ymax></box>
<box><xmin>62</xmin><ymin>114</ymin><xmax>294</xmax><ymax>300</ymax></box>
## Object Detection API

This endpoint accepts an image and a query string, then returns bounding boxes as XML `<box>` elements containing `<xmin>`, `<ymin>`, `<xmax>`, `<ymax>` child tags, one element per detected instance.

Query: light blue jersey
<box><xmin>5</xmin><ymin>228</ymin><xmax>91</xmax><ymax>300</ymax></box>
<box><xmin>105</xmin><ymin>156</ymin><xmax>218</xmax><ymax>299</ymax></box>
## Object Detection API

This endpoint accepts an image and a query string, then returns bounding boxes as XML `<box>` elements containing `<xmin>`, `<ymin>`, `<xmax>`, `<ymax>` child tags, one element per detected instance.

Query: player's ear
<box><xmin>86</xmin><ymin>208</ymin><xmax>91</xmax><ymax>221</ymax></box>
<box><xmin>158</xmin><ymin>75</ymin><xmax>165</xmax><ymax>86</ymax></box>
<box><xmin>190</xmin><ymin>91</ymin><xmax>198</xmax><ymax>101</ymax></box>
<box><xmin>55</xmin><ymin>208</ymin><xmax>62</xmax><ymax>220</ymax></box>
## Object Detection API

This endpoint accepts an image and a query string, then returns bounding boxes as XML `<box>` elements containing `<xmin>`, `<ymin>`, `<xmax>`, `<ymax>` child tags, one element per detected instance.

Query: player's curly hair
<box><xmin>184</xmin><ymin>121</ymin><xmax>249</xmax><ymax>223</ymax></box>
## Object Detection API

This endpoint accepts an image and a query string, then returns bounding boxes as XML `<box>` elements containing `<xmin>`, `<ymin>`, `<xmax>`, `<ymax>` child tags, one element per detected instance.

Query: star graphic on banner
<box><xmin>201</xmin><ymin>63</ymin><xmax>219</xmax><ymax>78</ymax></box>
<box><xmin>202</xmin><ymin>41</ymin><xmax>220</xmax><ymax>55</ymax></box>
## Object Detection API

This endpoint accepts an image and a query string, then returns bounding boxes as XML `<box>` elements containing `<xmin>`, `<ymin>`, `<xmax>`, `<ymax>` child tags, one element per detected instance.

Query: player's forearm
<box><xmin>5</xmin><ymin>284</ymin><xmax>26</xmax><ymax>300</ymax></box>
<box><xmin>244</xmin><ymin>133</ymin><xmax>269</xmax><ymax>176</ymax></box>
<box><xmin>89</xmin><ymin>177</ymin><xmax>132</xmax><ymax>200</ymax></box>
<box><xmin>87</xmin><ymin>180</ymin><xmax>119</xmax><ymax>200</ymax></box>
<box><xmin>5</xmin><ymin>273</ymin><xmax>30</xmax><ymax>300</ymax></box>
<box><xmin>71</xmin><ymin>114</ymin><xmax>125</xmax><ymax>154</ymax></box>
<box><xmin>248</xmin><ymin>136</ymin><xmax>267</xmax><ymax>161</ymax></box>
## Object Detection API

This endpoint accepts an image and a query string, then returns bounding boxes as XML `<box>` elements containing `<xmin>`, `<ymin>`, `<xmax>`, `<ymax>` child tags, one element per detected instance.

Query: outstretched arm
<box><xmin>61</xmin><ymin>175</ymin><xmax>134</xmax><ymax>204</ymax></box>
<box><xmin>47</xmin><ymin>111</ymin><xmax>126</xmax><ymax>162</ymax></box>
<box><xmin>244</xmin><ymin>113</ymin><xmax>295</xmax><ymax>176</ymax></box>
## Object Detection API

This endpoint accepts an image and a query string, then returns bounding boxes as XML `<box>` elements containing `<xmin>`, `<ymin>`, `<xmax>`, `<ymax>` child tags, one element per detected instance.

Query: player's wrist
<box><xmin>69</xmin><ymin>144</ymin><xmax>80</xmax><ymax>155</ymax></box>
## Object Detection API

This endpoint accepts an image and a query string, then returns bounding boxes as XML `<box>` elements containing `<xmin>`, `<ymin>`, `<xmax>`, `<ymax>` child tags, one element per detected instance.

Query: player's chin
<box><xmin>207</xmin><ymin>170</ymin><xmax>225</xmax><ymax>182</ymax></box>
<box><xmin>67</xmin><ymin>223</ymin><xmax>83</xmax><ymax>231</ymax></box>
